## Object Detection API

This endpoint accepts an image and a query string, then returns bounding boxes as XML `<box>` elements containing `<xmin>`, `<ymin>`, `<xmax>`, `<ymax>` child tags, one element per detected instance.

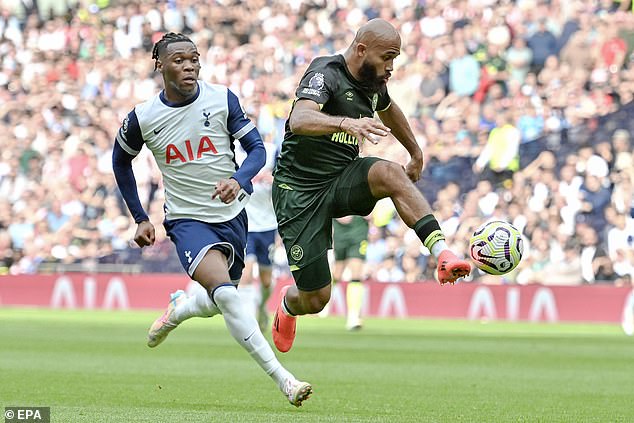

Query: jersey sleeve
<box><xmin>226</xmin><ymin>89</ymin><xmax>265</xmax><ymax>193</ymax></box>
<box><xmin>112</xmin><ymin>109</ymin><xmax>149</xmax><ymax>223</ymax></box>
<box><xmin>226</xmin><ymin>89</ymin><xmax>256</xmax><ymax>138</ymax></box>
<box><xmin>115</xmin><ymin>110</ymin><xmax>144</xmax><ymax>156</ymax></box>
<box><xmin>376</xmin><ymin>87</ymin><xmax>392</xmax><ymax>112</ymax></box>
<box><xmin>294</xmin><ymin>63</ymin><xmax>336</xmax><ymax>106</ymax></box>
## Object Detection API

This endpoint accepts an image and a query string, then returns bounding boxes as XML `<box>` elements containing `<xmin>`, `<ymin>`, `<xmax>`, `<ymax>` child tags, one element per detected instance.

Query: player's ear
<box><xmin>356</xmin><ymin>43</ymin><xmax>367</xmax><ymax>57</ymax></box>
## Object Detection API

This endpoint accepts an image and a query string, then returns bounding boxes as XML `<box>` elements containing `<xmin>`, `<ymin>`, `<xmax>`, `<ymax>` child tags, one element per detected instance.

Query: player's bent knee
<box><xmin>369</xmin><ymin>160</ymin><xmax>410</xmax><ymax>197</ymax></box>
<box><xmin>385</xmin><ymin>161</ymin><xmax>409</xmax><ymax>182</ymax></box>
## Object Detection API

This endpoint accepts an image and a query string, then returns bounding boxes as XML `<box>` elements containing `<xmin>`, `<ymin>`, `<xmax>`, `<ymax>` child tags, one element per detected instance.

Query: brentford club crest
<box><xmin>290</xmin><ymin>245</ymin><xmax>304</xmax><ymax>261</ymax></box>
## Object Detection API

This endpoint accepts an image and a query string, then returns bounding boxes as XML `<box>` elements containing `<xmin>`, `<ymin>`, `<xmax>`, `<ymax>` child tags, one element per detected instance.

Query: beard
<box><xmin>358</xmin><ymin>60</ymin><xmax>386</xmax><ymax>93</ymax></box>
<box><xmin>167</xmin><ymin>79</ymin><xmax>198</xmax><ymax>101</ymax></box>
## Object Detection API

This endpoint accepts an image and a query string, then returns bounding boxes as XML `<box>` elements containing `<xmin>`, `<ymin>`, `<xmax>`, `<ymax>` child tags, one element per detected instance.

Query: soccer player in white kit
<box><xmin>240</xmin><ymin>139</ymin><xmax>279</xmax><ymax>331</ymax></box>
<box><xmin>111</xmin><ymin>32</ymin><xmax>311</xmax><ymax>407</ymax></box>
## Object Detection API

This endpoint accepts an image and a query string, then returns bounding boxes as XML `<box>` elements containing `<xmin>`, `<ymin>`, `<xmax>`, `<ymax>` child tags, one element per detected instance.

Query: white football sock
<box><xmin>238</xmin><ymin>284</ymin><xmax>258</xmax><ymax>318</ymax></box>
<box><xmin>170</xmin><ymin>286</ymin><xmax>220</xmax><ymax>324</ymax></box>
<box><xmin>213</xmin><ymin>284</ymin><xmax>293</xmax><ymax>389</ymax></box>
<box><xmin>431</xmin><ymin>239</ymin><xmax>449</xmax><ymax>258</ymax></box>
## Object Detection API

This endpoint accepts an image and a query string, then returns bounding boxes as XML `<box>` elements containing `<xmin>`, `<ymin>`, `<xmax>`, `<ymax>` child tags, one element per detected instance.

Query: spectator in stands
<box><xmin>600</xmin><ymin>22</ymin><xmax>627</xmax><ymax>72</ymax></box>
<box><xmin>557</xmin><ymin>3</ymin><xmax>582</xmax><ymax>54</ymax></box>
<box><xmin>606</xmin><ymin>210</ymin><xmax>634</xmax><ymax>260</ymax></box>
<box><xmin>400</xmin><ymin>241</ymin><xmax>426</xmax><ymax>283</ymax></box>
<box><xmin>541</xmin><ymin>240</ymin><xmax>584</xmax><ymax>286</ymax></box>
<box><xmin>376</xmin><ymin>254</ymin><xmax>405</xmax><ymax>283</ymax></box>
<box><xmin>578</xmin><ymin>174</ymin><xmax>612</xmax><ymax>232</ymax></box>
<box><xmin>449</xmin><ymin>41</ymin><xmax>480</xmax><ymax>97</ymax></box>
<box><xmin>527</xmin><ymin>20</ymin><xmax>558</xmax><ymax>74</ymax></box>
<box><xmin>517</xmin><ymin>104</ymin><xmax>544</xmax><ymax>143</ymax></box>
<box><xmin>516</xmin><ymin>227</ymin><xmax>550</xmax><ymax>285</ymax></box>
<box><xmin>7</xmin><ymin>209</ymin><xmax>34</xmax><ymax>251</ymax></box>
<box><xmin>478</xmin><ymin>102</ymin><xmax>497</xmax><ymax>133</ymax></box>
<box><xmin>611</xmin><ymin>168</ymin><xmax>634</xmax><ymax>218</ymax></box>
<box><xmin>46</xmin><ymin>199</ymin><xmax>70</xmax><ymax>233</ymax></box>
<box><xmin>613</xmin><ymin>247</ymin><xmax>634</xmax><ymax>284</ymax></box>
<box><xmin>506</xmin><ymin>36</ymin><xmax>533</xmax><ymax>85</ymax></box>
<box><xmin>473</xmin><ymin>110</ymin><xmax>520</xmax><ymax>188</ymax></box>
<box><xmin>417</xmin><ymin>62</ymin><xmax>445</xmax><ymax>117</ymax></box>
<box><xmin>0</xmin><ymin>230</ymin><xmax>14</xmax><ymax>275</ymax></box>
<box><xmin>577</xmin><ymin>223</ymin><xmax>611</xmax><ymax>283</ymax></box>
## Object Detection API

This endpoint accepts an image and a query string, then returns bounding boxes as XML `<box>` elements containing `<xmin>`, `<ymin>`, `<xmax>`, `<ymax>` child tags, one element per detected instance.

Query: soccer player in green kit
<box><xmin>333</xmin><ymin>215</ymin><xmax>369</xmax><ymax>331</ymax></box>
<box><xmin>271</xmin><ymin>19</ymin><xmax>471</xmax><ymax>353</ymax></box>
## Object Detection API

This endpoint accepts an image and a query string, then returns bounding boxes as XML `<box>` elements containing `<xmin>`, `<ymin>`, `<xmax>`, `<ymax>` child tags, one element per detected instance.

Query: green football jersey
<box><xmin>273</xmin><ymin>54</ymin><xmax>391</xmax><ymax>190</ymax></box>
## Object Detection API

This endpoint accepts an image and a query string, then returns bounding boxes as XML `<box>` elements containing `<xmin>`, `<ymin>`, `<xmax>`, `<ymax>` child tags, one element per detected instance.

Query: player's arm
<box><xmin>111</xmin><ymin>110</ymin><xmax>154</xmax><ymax>247</ymax></box>
<box><xmin>290</xmin><ymin>99</ymin><xmax>390</xmax><ymax>142</ymax></box>
<box><xmin>253</xmin><ymin>144</ymin><xmax>278</xmax><ymax>183</ymax></box>
<box><xmin>214</xmin><ymin>89</ymin><xmax>265</xmax><ymax>203</ymax></box>
<box><xmin>290</xmin><ymin>66</ymin><xmax>389</xmax><ymax>141</ymax></box>
<box><xmin>377</xmin><ymin>102</ymin><xmax>424</xmax><ymax>182</ymax></box>
<box><xmin>289</xmin><ymin>99</ymin><xmax>348</xmax><ymax>135</ymax></box>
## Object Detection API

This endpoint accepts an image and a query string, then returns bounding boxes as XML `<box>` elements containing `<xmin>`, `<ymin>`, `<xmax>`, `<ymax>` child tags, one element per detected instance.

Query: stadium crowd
<box><xmin>0</xmin><ymin>0</ymin><xmax>632</xmax><ymax>286</ymax></box>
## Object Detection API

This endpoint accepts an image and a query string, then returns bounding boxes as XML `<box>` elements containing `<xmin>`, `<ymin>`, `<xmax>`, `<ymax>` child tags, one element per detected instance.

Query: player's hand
<box><xmin>404</xmin><ymin>154</ymin><xmax>424</xmax><ymax>182</ymax></box>
<box><xmin>134</xmin><ymin>220</ymin><xmax>155</xmax><ymax>247</ymax></box>
<box><xmin>213</xmin><ymin>178</ymin><xmax>241</xmax><ymax>204</ymax></box>
<box><xmin>341</xmin><ymin>117</ymin><xmax>390</xmax><ymax>145</ymax></box>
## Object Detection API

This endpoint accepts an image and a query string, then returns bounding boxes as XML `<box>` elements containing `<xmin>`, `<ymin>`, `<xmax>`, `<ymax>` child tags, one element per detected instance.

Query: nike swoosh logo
<box><xmin>243</xmin><ymin>331</ymin><xmax>256</xmax><ymax>342</ymax></box>
<box><xmin>153</xmin><ymin>126</ymin><xmax>166</xmax><ymax>135</ymax></box>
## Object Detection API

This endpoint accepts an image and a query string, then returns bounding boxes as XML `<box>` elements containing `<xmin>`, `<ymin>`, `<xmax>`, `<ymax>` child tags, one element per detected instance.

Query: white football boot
<box><xmin>147</xmin><ymin>290</ymin><xmax>188</xmax><ymax>348</ymax></box>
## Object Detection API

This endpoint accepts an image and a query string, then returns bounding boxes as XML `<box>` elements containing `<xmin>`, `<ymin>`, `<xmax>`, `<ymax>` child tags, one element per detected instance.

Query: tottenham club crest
<box><xmin>301</xmin><ymin>72</ymin><xmax>325</xmax><ymax>97</ymax></box>
<box><xmin>290</xmin><ymin>245</ymin><xmax>304</xmax><ymax>261</ymax></box>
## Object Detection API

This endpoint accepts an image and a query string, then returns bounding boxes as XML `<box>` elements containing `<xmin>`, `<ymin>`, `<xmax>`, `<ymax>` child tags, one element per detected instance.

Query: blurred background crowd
<box><xmin>0</xmin><ymin>0</ymin><xmax>632</xmax><ymax>286</ymax></box>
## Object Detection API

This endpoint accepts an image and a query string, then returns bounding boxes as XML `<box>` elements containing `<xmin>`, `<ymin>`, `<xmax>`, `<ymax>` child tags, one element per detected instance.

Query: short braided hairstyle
<box><xmin>151</xmin><ymin>32</ymin><xmax>195</xmax><ymax>71</ymax></box>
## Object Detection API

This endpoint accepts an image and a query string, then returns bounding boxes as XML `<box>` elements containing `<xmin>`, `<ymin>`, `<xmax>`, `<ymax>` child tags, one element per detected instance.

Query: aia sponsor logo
<box><xmin>165</xmin><ymin>136</ymin><xmax>218</xmax><ymax>164</ymax></box>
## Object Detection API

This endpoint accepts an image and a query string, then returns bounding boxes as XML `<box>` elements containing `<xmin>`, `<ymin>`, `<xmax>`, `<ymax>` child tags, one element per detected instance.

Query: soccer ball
<box><xmin>469</xmin><ymin>220</ymin><xmax>524</xmax><ymax>275</ymax></box>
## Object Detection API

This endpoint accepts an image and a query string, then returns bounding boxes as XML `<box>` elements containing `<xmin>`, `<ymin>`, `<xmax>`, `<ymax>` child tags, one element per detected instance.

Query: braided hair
<box><xmin>151</xmin><ymin>32</ymin><xmax>195</xmax><ymax>71</ymax></box>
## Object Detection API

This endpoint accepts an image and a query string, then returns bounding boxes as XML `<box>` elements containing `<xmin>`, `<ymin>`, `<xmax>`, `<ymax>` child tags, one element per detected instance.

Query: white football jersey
<box><xmin>116</xmin><ymin>81</ymin><xmax>254</xmax><ymax>223</ymax></box>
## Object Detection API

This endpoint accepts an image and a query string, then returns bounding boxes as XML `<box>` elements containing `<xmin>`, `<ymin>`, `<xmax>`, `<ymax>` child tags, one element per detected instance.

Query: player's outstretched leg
<box><xmin>212</xmin><ymin>284</ymin><xmax>311</xmax><ymax>406</ymax></box>
<box><xmin>437</xmin><ymin>250</ymin><xmax>471</xmax><ymax>285</ymax></box>
<box><xmin>367</xmin><ymin>161</ymin><xmax>471</xmax><ymax>284</ymax></box>
<box><xmin>147</xmin><ymin>290</ymin><xmax>188</xmax><ymax>347</ymax></box>
<box><xmin>272</xmin><ymin>285</ymin><xmax>297</xmax><ymax>352</ymax></box>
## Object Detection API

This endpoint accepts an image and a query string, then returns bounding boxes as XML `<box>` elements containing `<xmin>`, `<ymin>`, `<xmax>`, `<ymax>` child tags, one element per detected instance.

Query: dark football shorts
<box><xmin>246</xmin><ymin>229</ymin><xmax>276</xmax><ymax>267</ymax></box>
<box><xmin>273</xmin><ymin>157</ymin><xmax>383</xmax><ymax>291</ymax></box>
<box><xmin>164</xmin><ymin>209</ymin><xmax>247</xmax><ymax>282</ymax></box>
<box><xmin>333</xmin><ymin>216</ymin><xmax>369</xmax><ymax>261</ymax></box>
<box><xmin>333</xmin><ymin>237</ymin><xmax>368</xmax><ymax>261</ymax></box>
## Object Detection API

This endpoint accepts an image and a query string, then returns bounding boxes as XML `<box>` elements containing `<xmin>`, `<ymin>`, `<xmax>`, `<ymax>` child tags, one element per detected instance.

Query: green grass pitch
<box><xmin>0</xmin><ymin>308</ymin><xmax>632</xmax><ymax>422</ymax></box>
